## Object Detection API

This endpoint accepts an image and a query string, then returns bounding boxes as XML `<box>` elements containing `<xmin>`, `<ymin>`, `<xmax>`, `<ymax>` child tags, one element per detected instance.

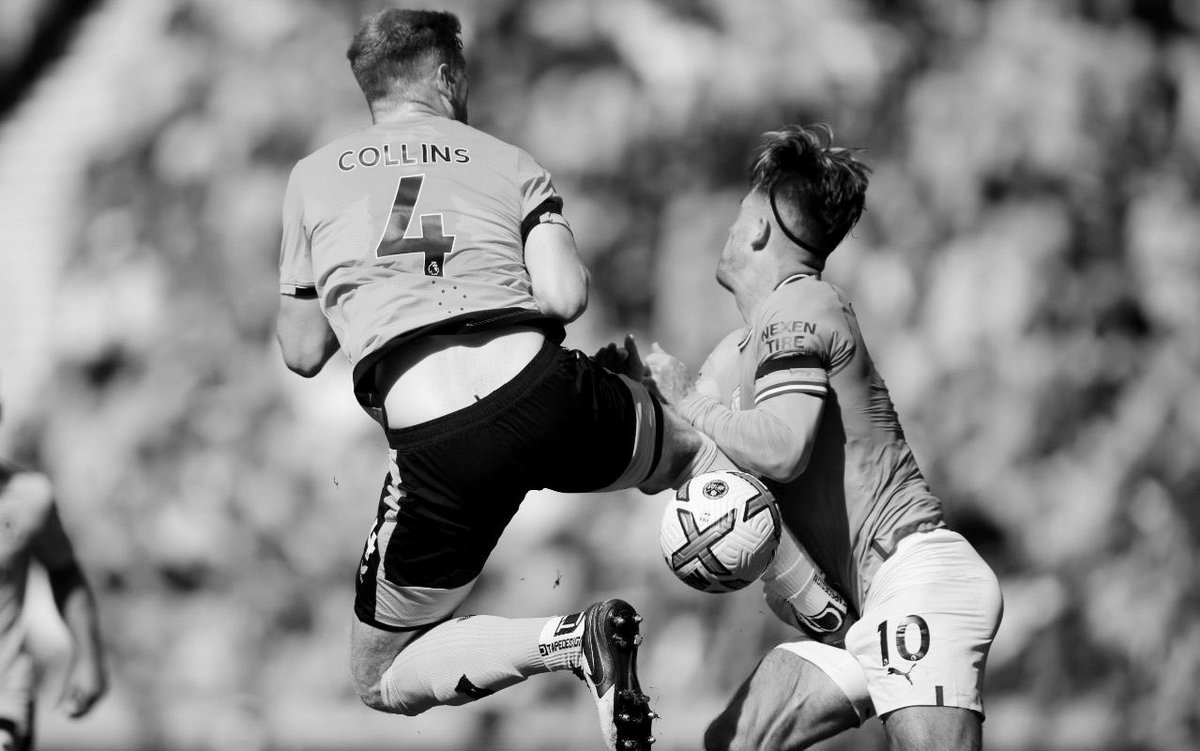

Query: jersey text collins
<box><xmin>338</xmin><ymin>143</ymin><xmax>471</xmax><ymax>171</ymax></box>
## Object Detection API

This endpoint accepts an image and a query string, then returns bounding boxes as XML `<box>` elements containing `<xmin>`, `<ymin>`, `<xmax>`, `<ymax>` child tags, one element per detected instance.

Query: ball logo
<box><xmin>702</xmin><ymin>480</ymin><xmax>728</xmax><ymax>499</ymax></box>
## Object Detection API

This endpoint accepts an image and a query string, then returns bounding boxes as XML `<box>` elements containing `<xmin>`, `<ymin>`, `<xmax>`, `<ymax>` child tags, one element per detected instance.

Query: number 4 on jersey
<box><xmin>376</xmin><ymin>174</ymin><xmax>456</xmax><ymax>276</ymax></box>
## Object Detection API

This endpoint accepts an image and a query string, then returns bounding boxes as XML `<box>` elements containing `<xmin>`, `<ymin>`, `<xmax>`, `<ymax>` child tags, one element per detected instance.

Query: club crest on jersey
<box><xmin>702</xmin><ymin>479</ymin><xmax>728</xmax><ymax>499</ymax></box>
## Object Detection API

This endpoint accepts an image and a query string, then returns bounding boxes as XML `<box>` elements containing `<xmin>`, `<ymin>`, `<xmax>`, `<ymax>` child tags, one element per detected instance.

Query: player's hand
<box><xmin>644</xmin><ymin>343</ymin><xmax>691</xmax><ymax>404</ymax></box>
<box><xmin>593</xmin><ymin>335</ymin><xmax>650</xmax><ymax>380</ymax></box>
<box><xmin>58</xmin><ymin>659</ymin><xmax>107</xmax><ymax>719</ymax></box>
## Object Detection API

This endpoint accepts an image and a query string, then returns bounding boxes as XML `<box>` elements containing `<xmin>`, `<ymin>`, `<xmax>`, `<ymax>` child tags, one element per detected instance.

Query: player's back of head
<box><xmin>751</xmin><ymin>124</ymin><xmax>870</xmax><ymax>259</ymax></box>
<box><xmin>347</xmin><ymin>9</ymin><xmax>464</xmax><ymax>106</ymax></box>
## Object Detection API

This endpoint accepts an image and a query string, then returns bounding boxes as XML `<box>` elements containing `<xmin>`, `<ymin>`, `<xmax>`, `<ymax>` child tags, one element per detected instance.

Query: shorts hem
<box><xmin>353</xmin><ymin>608</ymin><xmax>455</xmax><ymax>633</ymax></box>
<box><xmin>876</xmin><ymin>702</ymin><xmax>985</xmax><ymax>722</ymax></box>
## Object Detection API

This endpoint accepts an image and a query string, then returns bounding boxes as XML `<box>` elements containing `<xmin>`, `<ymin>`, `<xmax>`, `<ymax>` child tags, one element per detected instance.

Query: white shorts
<box><xmin>844</xmin><ymin>528</ymin><xmax>1003</xmax><ymax>718</ymax></box>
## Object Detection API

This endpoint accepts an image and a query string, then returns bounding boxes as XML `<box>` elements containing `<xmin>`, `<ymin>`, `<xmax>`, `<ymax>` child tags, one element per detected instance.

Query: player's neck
<box><xmin>732</xmin><ymin>277</ymin><xmax>771</xmax><ymax>323</ymax></box>
<box><xmin>371</xmin><ymin>99</ymin><xmax>454</xmax><ymax>125</ymax></box>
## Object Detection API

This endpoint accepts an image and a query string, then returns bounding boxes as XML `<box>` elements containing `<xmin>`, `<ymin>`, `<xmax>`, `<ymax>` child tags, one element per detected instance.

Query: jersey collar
<box><xmin>774</xmin><ymin>272</ymin><xmax>818</xmax><ymax>290</ymax></box>
<box><xmin>736</xmin><ymin>328</ymin><xmax>753</xmax><ymax>352</ymax></box>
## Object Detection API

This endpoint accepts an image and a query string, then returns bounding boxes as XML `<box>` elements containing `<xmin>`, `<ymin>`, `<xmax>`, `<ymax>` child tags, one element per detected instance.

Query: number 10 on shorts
<box><xmin>877</xmin><ymin>615</ymin><xmax>930</xmax><ymax>666</ymax></box>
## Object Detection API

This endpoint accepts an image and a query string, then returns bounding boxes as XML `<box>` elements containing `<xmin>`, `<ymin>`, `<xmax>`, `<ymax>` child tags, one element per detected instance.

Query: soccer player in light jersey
<box><xmin>0</xmin><ymin>394</ymin><xmax>107</xmax><ymax>751</ymax></box>
<box><xmin>637</xmin><ymin>125</ymin><xmax>1004</xmax><ymax>750</ymax></box>
<box><xmin>270</xmin><ymin>10</ymin><xmax>845</xmax><ymax>750</ymax></box>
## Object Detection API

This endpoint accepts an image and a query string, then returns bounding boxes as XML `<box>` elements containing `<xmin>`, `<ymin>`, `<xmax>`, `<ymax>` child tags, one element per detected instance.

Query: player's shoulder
<box><xmin>441</xmin><ymin>118</ymin><xmax>515</xmax><ymax>148</ymax></box>
<box><xmin>766</xmin><ymin>275</ymin><xmax>852</xmax><ymax>321</ymax></box>
<box><xmin>449</xmin><ymin>121</ymin><xmax>540</xmax><ymax>173</ymax></box>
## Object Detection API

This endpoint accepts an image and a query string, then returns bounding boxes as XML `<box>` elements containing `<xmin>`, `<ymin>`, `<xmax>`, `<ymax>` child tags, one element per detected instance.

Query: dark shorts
<box><xmin>354</xmin><ymin>340</ymin><xmax>663</xmax><ymax>630</ymax></box>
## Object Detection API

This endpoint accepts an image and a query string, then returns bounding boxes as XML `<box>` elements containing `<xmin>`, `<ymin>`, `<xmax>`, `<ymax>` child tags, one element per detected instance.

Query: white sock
<box><xmin>763</xmin><ymin>528</ymin><xmax>852</xmax><ymax>636</ymax></box>
<box><xmin>379</xmin><ymin>614</ymin><xmax>553</xmax><ymax>716</ymax></box>
<box><xmin>535</xmin><ymin>612</ymin><xmax>586</xmax><ymax>672</ymax></box>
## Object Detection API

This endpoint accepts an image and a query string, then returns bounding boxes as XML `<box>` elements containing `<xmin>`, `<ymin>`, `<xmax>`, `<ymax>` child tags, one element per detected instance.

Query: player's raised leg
<box><xmin>842</xmin><ymin>529</ymin><xmax>1002</xmax><ymax>751</ymax></box>
<box><xmin>704</xmin><ymin>640</ymin><xmax>872</xmax><ymax>751</ymax></box>
<box><xmin>352</xmin><ymin>599</ymin><xmax>654</xmax><ymax>750</ymax></box>
<box><xmin>348</xmin><ymin>341</ymin><xmax>663</xmax><ymax>750</ymax></box>
<box><xmin>347</xmin><ymin>461</ymin><xmax>585</xmax><ymax>716</ymax></box>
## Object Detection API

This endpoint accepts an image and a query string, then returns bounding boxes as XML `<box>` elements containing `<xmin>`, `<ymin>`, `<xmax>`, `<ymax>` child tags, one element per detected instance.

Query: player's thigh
<box><xmin>705</xmin><ymin>641</ymin><xmax>869</xmax><ymax>751</ymax></box>
<box><xmin>638</xmin><ymin>399</ymin><xmax>702</xmax><ymax>493</ymax></box>
<box><xmin>533</xmin><ymin>353</ymin><xmax>674</xmax><ymax>493</ymax></box>
<box><xmin>845</xmin><ymin>529</ymin><xmax>1002</xmax><ymax>722</ymax></box>
<box><xmin>882</xmin><ymin>705</ymin><xmax>981</xmax><ymax>751</ymax></box>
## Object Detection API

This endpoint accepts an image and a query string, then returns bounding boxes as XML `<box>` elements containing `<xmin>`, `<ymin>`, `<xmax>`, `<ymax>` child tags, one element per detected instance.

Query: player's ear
<box><xmin>435</xmin><ymin>63</ymin><xmax>457</xmax><ymax>97</ymax></box>
<box><xmin>749</xmin><ymin>214</ymin><xmax>770</xmax><ymax>251</ymax></box>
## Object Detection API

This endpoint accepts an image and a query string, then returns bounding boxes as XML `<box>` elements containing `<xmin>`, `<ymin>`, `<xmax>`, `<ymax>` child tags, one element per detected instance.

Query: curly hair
<box><xmin>347</xmin><ymin>9</ymin><xmax>464</xmax><ymax>104</ymax></box>
<box><xmin>750</xmin><ymin>124</ymin><xmax>871</xmax><ymax>256</ymax></box>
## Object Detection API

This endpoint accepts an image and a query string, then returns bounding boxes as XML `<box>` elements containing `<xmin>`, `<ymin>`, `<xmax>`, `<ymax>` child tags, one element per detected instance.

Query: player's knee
<box><xmin>351</xmin><ymin>662</ymin><xmax>391</xmax><ymax>713</ymax></box>
<box><xmin>354</xmin><ymin>669</ymin><xmax>427</xmax><ymax>716</ymax></box>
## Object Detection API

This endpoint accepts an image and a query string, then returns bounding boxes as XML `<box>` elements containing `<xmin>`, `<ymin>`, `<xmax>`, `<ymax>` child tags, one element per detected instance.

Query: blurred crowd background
<box><xmin>1</xmin><ymin>0</ymin><xmax>1198</xmax><ymax>749</ymax></box>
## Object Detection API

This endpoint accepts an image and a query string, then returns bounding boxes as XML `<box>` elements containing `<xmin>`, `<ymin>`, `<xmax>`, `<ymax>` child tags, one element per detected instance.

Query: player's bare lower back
<box><xmin>377</xmin><ymin>325</ymin><xmax>549</xmax><ymax>428</ymax></box>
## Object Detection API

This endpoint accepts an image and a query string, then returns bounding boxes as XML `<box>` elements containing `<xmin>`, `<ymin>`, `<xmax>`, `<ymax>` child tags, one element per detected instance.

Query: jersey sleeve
<box><xmin>516</xmin><ymin>147</ymin><xmax>566</xmax><ymax>242</ymax></box>
<box><xmin>751</xmin><ymin>288</ymin><xmax>854</xmax><ymax>406</ymax></box>
<box><xmin>279</xmin><ymin>166</ymin><xmax>316</xmax><ymax>297</ymax></box>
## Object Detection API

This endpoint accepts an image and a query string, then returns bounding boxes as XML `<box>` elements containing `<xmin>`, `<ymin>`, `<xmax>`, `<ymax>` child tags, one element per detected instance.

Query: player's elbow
<box><xmin>536</xmin><ymin>271</ymin><xmax>589</xmax><ymax>323</ymax></box>
<box><xmin>285</xmin><ymin>357</ymin><xmax>323</xmax><ymax>378</ymax></box>
<box><xmin>752</xmin><ymin>441</ymin><xmax>811</xmax><ymax>484</ymax></box>
<box><xmin>756</xmin><ymin>455</ymin><xmax>806</xmax><ymax>484</ymax></box>
<box><xmin>277</xmin><ymin>332</ymin><xmax>330</xmax><ymax>377</ymax></box>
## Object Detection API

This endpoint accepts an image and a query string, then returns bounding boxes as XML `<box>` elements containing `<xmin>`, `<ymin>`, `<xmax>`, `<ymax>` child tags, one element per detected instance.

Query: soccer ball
<box><xmin>659</xmin><ymin>470</ymin><xmax>781</xmax><ymax>594</ymax></box>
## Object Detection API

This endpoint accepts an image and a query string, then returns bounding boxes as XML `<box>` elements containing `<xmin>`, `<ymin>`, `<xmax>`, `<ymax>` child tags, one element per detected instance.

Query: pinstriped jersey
<box><xmin>279</xmin><ymin>113</ymin><xmax>565</xmax><ymax>399</ymax></box>
<box><xmin>698</xmin><ymin>274</ymin><xmax>943</xmax><ymax>609</ymax></box>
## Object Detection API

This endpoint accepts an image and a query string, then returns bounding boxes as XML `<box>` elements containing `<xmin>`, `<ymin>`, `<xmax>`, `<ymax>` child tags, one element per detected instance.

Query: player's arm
<box><xmin>675</xmin><ymin>371</ymin><xmax>823</xmax><ymax>483</ymax></box>
<box><xmin>277</xmin><ymin>294</ymin><xmax>338</xmax><ymax>377</ymax></box>
<box><xmin>649</xmin><ymin>294</ymin><xmax>847</xmax><ymax>482</ymax></box>
<box><xmin>524</xmin><ymin>218</ymin><xmax>589</xmax><ymax>323</ymax></box>
<box><xmin>31</xmin><ymin>490</ymin><xmax>107</xmax><ymax>719</ymax></box>
<box><xmin>517</xmin><ymin>147</ymin><xmax>588</xmax><ymax>323</ymax></box>
<box><xmin>639</xmin><ymin>339</ymin><xmax>818</xmax><ymax>482</ymax></box>
<box><xmin>275</xmin><ymin>165</ymin><xmax>338</xmax><ymax>376</ymax></box>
